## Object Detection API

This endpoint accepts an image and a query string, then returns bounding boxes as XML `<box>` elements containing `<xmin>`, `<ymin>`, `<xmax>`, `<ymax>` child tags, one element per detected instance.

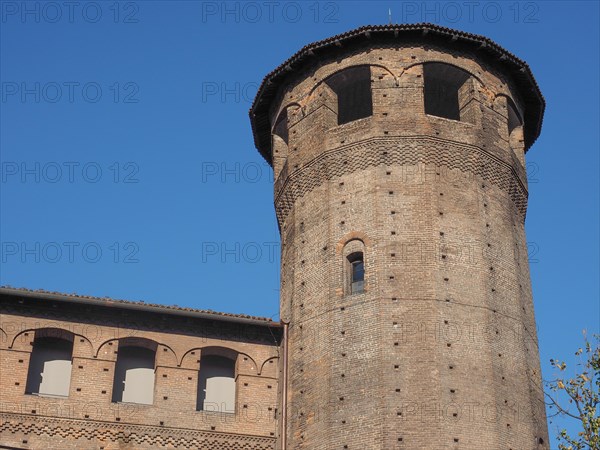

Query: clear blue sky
<box><xmin>1</xmin><ymin>1</ymin><xmax>598</xmax><ymax>447</ymax></box>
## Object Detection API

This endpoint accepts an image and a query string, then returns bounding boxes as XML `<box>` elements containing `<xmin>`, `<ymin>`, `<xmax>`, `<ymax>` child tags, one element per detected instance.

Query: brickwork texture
<box><xmin>250</xmin><ymin>25</ymin><xmax>548</xmax><ymax>450</ymax></box>
<box><xmin>0</xmin><ymin>292</ymin><xmax>281</xmax><ymax>449</ymax></box>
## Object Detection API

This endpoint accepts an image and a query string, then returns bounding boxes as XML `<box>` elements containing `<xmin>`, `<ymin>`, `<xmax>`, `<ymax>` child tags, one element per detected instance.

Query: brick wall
<box><xmin>266</xmin><ymin>43</ymin><xmax>548</xmax><ymax>449</ymax></box>
<box><xmin>0</xmin><ymin>292</ymin><xmax>282</xmax><ymax>449</ymax></box>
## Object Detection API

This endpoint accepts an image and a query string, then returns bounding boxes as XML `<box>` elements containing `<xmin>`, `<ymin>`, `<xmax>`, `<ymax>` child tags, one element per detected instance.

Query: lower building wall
<box><xmin>0</xmin><ymin>295</ymin><xmax>281</xmax><ymax>449</ymax></box>
<box><xmin>0</xmin><ymin>412</ymin><xmax>275</xmax><ymax>449</ymax></box>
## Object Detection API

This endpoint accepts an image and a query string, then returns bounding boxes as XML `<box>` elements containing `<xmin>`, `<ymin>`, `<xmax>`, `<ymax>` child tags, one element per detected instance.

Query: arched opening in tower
<box><xmin>325</xmin><ymin>66</ymin><xmax>373</xmax><ymax>125</ymax></box>
<box><xmin>507</xmin><ymin>97</ymin><xmax>525</xmax><ymax>165</ymax></box>
<box><xmin>423</xmin><ymin>62</ymin><xmax>472</xmax><ymax>121</ymax></box>
<box><xmin>272</xmin><ymin>108</ymin><xmax>289</xmax><ymax>178</ymax></box>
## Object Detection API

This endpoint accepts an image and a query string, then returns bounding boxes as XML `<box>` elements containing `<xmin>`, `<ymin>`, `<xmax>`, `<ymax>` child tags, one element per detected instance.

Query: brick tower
<box><xmin>250</xmin><ymin>24</ymin><xmax>547</xmax><ymax>449</ymax></box>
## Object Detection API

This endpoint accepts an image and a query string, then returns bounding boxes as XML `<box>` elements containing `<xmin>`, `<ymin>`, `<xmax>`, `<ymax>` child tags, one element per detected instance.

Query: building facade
<box><xmin>0</xmin><ymin>287</ymin><xmax>282</xmax><ymax>449</ymax></box>
<box><xmin>1</xmin><ymin>24</ymin><xmax>547</xmax><ymax>449</ymax></box>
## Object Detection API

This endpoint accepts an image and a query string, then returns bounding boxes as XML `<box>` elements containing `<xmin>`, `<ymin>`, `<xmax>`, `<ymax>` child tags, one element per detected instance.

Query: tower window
<box><xmin>423</xmin><ymin>63</ymin><xmax>471</xmax><ymax>121</ymax></box>
<box><xmin>197</xmin><ymin>355</ymin><xmax>236</xmax><ymax>413</ymax></box>
<box><xmin>25</xmin><ymin>334</ymin><xmax>73</xmax><ymax>397</ymax></box>
<box><xmin>347</xmin><ymin>251</ymin><xmax>365</xmax><ymax>294</ymax></box>
<box><xmin>112</xmin><ymin>345</ymin><xmax>156</xmax><ymax>405</ymax></box>
<box><xmin>326</xmin><ymin>66</ymin><xmax>373</xmax><ymax>125</ymax></box>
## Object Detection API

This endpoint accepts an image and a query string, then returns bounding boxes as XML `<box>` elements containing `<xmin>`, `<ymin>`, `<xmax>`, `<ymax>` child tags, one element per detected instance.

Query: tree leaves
<box><xmin>545</xmin><ymin>332</ymin><xmax>599</xmax><ymax>450</ymax></box>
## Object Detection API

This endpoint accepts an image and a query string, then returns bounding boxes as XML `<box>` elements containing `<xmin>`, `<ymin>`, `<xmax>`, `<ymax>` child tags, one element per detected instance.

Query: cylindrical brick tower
<box><xmin>250</xmin><ymin>24</ymin><xmax>547</xmax><ymax>449</ymax></box>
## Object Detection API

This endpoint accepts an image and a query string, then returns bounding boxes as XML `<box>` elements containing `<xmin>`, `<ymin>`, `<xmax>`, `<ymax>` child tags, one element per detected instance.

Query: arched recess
<box><xmin>110</xmin><ymin>337</ymin><xmax>160</xmax><ymax>405</ymax></box>
<box><xmin>271</xmin><ymin>103</ymin><xmax>301</xmax><ymax>179</ymax></box>
<box><xmin>24</xmin><ymin>328</ymin><xmax>75</xmax><ymax>398</ymax></box>
<box><xmin>324</xmin><ymin>65</ymin><xmax>373</xmax><ymax>125</ymax></box>
<box><xmin>196</xmin><ymin>346</ymin><xmax>242</xmax><ymax>414</ymax></box>
<box><xmin>506</xmin><ymin>96</ymin><xmax>526</xmax><ymax>166</ymax></box>
<box><xmin>180</xmin><ymin>346</ymin><xmax>257</xmax><ymax>372</ymax></box>
<box><xmin>404</xmin><ymin>60</ymin><xmax>484</xmax><ymax>86</ymax></box>
<box><xmin>308</xmin><ymin>63</ymin><xmax>397</xmax><ymax>100</ymax></box>
<box><xmin>422</xmin><ymin>62</ymin><xmax>480</xmax><ymax>123</ymax></box>
<box><xmin>11</xmin><ymin>327</ymin><xmax>93</xmax><ymax>357</ymax></box>
<box><xmin>95</xmin><ymin>337</ymin><xmax>176</xmax><ymax>363</ymax></box>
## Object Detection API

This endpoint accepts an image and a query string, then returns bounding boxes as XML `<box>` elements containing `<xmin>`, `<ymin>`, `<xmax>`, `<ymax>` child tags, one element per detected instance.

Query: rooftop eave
<box><xmin>249</xmin><ymin>23</ymin><xmax>545</xmax><ymax>165</ymax></box>
<box><xmin>0</xmin><ymin>287</ymin><xmax>281</xmax><ymax>328</ymax></box>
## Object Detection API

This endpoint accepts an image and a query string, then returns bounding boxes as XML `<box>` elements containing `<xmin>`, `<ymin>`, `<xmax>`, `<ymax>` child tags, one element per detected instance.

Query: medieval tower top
<box><xmin>250</xmin><ymin>24</ymin><xmax>547</xmax><ymax>449</ymax></box>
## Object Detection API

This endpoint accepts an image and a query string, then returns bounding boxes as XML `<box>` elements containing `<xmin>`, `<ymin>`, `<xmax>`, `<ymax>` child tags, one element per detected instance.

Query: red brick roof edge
<box><xmin>0</xmin><ymin>286</ymin><xmax>280</xmax><ymax>326</ymax></box>
<box><xmin>249</xmin><ymin>23</ymin><xmax>545</xmax><ymax>163</ymax></box>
